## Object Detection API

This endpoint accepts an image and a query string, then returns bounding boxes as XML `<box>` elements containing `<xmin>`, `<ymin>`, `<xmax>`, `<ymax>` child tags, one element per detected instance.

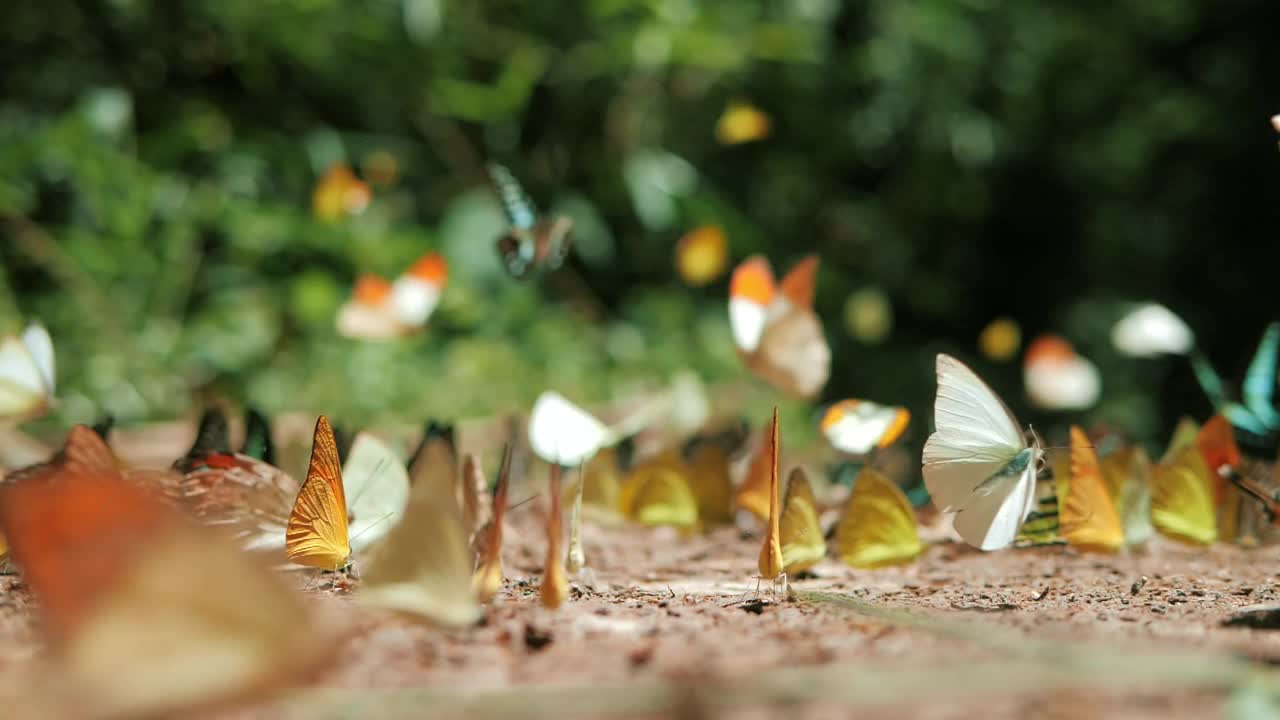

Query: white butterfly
<box><xmin>342</xmin><ymin>432</ymin><xmax>412</xmax><ymax>553</ymax></box>
<box><xmin>820</xmin><ymin>399</ymin><xmax>910</xmax><ymax>455</ymax></box>
<box><xmin>527</xmin><ymin>392</ymin><xmax>614</xmax><ymax>466</ymax></box>
<box><xmin>922</xmin><ymin>353</ymin><xmax>1043</xmax><ymax>550</ymax></box>
<box><xmin>0</xmin><ymin>322</ymin><xmax>55</xmax><ymax>422</ymax></box>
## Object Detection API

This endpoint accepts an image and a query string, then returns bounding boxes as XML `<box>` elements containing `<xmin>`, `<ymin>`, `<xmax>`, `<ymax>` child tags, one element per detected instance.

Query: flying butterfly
<box><xmin>0</xmin><ymin>321</ymin><xmax>55</xmax><ymax>422</ymax></box>
<box><xmin>922</xmin><ymin>354</ymin><xmax>1044</xmax><ymax>551</ymax></box>
<box><xmin>488</xmin><ymin>163</ymin><xmax>573</xmax><ymax>278</ymax></box>
<box><xmin>728</xmin><ymin>255</ymin><xmax>831</xmax><ymax>398</ymax></box>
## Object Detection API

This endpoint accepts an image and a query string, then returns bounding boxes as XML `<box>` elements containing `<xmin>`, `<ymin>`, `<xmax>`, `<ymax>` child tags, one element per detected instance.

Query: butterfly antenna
<box><xmin>348</xmin><ymin>510</ymin><xmax>398</xmax><ymax>546</ymax></box>
<box><xmin>348</xmin><ymin>456</ymin><xmax>390</xmax><ymax>511</ymax></box>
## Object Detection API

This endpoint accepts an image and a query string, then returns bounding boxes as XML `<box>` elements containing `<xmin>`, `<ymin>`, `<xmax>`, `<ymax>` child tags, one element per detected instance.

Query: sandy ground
<box><xmin>4</xmin><ymin>503</ymin><xmax>1277</xmax><ymax>720</ymax></box>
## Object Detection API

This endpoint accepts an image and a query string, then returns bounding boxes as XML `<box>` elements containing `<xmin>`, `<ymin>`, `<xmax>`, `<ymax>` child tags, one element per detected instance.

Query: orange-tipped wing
<box><xmin>735</xmin><ymin>425</ymin><xmax>775</xmax><ymax>523</ymax></box>
<box><xmin>757</xmin><ymin>408</ymin><xmax>784</xmax><ymax>580</ymax></box>
<box><xmin>1061</xmin><ymin>426</ymin><xmax>1124</xmax><ymax>552</ymax></box>
<box><xmin>777</xmin><ymin>255</ymin><xmax>819</xmax><ymax>310</ymax></box>
<box><xmin>285</xmin><ymin>416</ymin><xmax>350</xmax><ymax>570</ymax></box>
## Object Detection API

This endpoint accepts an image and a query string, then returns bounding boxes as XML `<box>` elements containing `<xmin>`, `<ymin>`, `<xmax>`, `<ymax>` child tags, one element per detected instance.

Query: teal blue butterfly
<box><xmin>487</xmin><ymin>163</ymin><xmax>573</xmax><ymax>278</ymax></box>
<box><xmin>1192</xmin><ymin>322</ymin><xmax>1280</xmax><ymax>445</ymax></box>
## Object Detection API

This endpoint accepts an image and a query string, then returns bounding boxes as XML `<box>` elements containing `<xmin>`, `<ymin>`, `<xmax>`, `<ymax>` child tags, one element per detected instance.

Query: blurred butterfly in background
<box><xmin>728</xmin><ymin>255</ymin><xmax>831</xmax><ymax>398</ymax></box>
<box><xmin>487</xmin><ymin>163</ymin><xmax>573</xmax><ymax>278</ymax></box>
<box><xmin>922</xmin><ymin>353</ymin><xmax>1044</xmax><ymax>551</ymax></box>
<box><xmin>1191</xmin><ymin>322</ymin><xmax>1280</xmax><ymax>452</ymax></box>
<box><xmin>0</xmin><ymin>321</ymin><xmax>55</xmax><ymax>422</ymax></box>
<box><xmin>820</xmin><ymin>399</ymin><xmax>910</xmax><ymax>455</ymax></box>
<box><xmin>778</xmin><ymin>467</ymin><xmax>825</xmax><ymax>575</ymax></box>
<box><xmin>335</xmin><ymin>253</ymin><xmax>448</xmax><ymax>341</ymax></box>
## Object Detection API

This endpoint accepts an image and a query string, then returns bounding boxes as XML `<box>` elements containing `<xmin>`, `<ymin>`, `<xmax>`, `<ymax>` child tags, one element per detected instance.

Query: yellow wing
<box><xmin>779</xmin><ymin>468</ymin><xmax>825</xmax><ymax>574</ymax></box>
<box><xmin>1100</xmin><ymin>446</ymin><xmax>1154</xmax><ymax>546</ymax></box>
<box><xmin>618</xmin><ymin>452</ymin><xmax>699</xmax><ymax>530</ymax></box>
<box><xmin>1163</xmin><ymin>417</ymin><xmax>1200</xmax><ymax>463</ymax></box>
<box><xmin>834</xmin><ymin>468</ymin><xmax>922</xmax><ymax>568</ymax></box>
<box><xmin>581</xmin><ymin>447</ymin><xmax>623</xmax><ymax>511</ymax></box>
<box><xmin>1151</xmin><ymin>445</ymin><xmax>1217</xmax><ymax>546</ymax></box>
<box><xmin>285</xmin><ymin>416</ymin><xmax>350</xmax><ymax>570</ymax></box>
<box><xmin>757</xmin><ymin>408</ymin><xmax>784</xmax><ymax>580</ymax></box>
<box><xmin>735</xmin><ymin>425</ymin><xmax>775</xmax><ymax>523</ymax></box>
<box><xmin>1015</xmin><ymin>455</ymin><xmax>1064</xmax><ymax>548</ymax></box>
<box><xmin>685</xmin><ymin>442</ymin><xmax>734</xmax><ymax>527</ymax></box>
<box><xmin>1061</xmin><ymin>426</ymin><xmax>1124</xmax><ymax>552</ymax></box>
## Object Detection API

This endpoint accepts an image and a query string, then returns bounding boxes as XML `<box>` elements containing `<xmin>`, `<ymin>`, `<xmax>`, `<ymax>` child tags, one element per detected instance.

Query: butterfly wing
<box><xmin>285</xmin><ymin>416</ymin><xmax>350</xmax><ymax>570</ymax></box>
<box><xmin>0</xmin><ymin>333</ymin><xmax>49</xmax><ymax>419</ymax></box>
<box><xmin>527</xmin><ymin>392</ymin><xmax>610</xmax><ymax>467</ymax></box>
<box><xmin>834</xmin><ymin>468</ymin><xmax>923</xmax><ymax>568</ymax></box>
<box><xmin>821</xmin><ymin>399</ymin><xmax>911</xmax><ymax>455</ymax></box>
<box><xmin>923</xmin><ymin>354</ymin><xmax>1029</xmax><ymax>513</ymax></box>
<box><xmin>757</xmin><ymin>408</ymin><xmax>784</xmax><ymax>580</ymax></box>
<box><xmin>1151</xmin><ymin>445</ymin><xmax>1217</xmax><ymax>546</ymax></box>
<box><xmin>1242</xmin><ymin>323</ymin><xmax>1280</xmax><ymax>429</ymax></box>
<box><xmin>20</xmin><ymin>323</ymin><xmax>54</xmax><ymax>394</ymax></box>
<box><xmin>1101</xmin><ymin>446</ymin><xmax>1154</xmax><ymax>546</ymax></box>
<box><xmin>777</xmin><ymin>255</ymin><xmax>818</xmax><ymax>310</ymax></box>
<box><xmin>532</xmin><ymin>216</ymin><xmax>574</xmax><ymax>271</ymax></box>
<box><xmin>734</xmin><ymin>425</ymin><xmax>775</xmax><ymax>523</ymax></box>
<box><xmin>750</xmin><ymin>308</ymin><xmax>831</xmax><ymax>398</ymax></box>
<box><xmin>1061</xmin><ymin>426</ymin><xmax>1124</xmax><ymax>552</ymax></box>
<box><xmin>473</xmin><ymin>447</ymin><xmax>512</xmax><ymax>603</ymax></box>
<box><xmin>618</xmin><ymin>453</ymin><xmax>698</xmax><ymax>529</ymax></box>
<box><xmin>684</xmin><ymin>442</ymin><xmax>734</xmax><ymax>527</ymax></box>
<box><xmin>779</xmin><ymin>468</ymin><xmax>826</xmax><ymax>574</ymax></box>
<box><xmin>342</xmin><ymin>433</ymin><xmax>411</xmax><ymax>553</ymax></box>
<box><xmin>728</xmin><ymin>257</ymin><xmax>776</xmax><ymax>354</ymax></box>
<box><xmin>487</xmin><ymin>163</ymin><xmax>538</xmax><ymax>229</ymax></box>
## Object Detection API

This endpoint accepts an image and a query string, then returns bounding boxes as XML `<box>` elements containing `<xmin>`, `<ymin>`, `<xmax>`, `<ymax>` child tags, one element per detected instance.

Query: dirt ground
<box><xmin>3</xmin><ymin>501</ymin><xmax>1277</xmax><ymax>720</ymax></box>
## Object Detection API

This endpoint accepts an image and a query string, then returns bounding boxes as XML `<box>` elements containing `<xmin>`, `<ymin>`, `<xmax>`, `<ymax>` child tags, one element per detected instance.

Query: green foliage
<box><xmin>1</xmin><ymin>0</ymin><xmax>1277</xmax><ymax>443</ymax></box>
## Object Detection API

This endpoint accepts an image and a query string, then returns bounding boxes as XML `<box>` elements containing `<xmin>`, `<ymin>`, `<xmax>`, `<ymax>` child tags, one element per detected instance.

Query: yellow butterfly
<box><xmin>779</xmin><ymin>468</ymin><xmax>825</xmax><ymax>574</ymax></box>
<box><xmin>757</xmin><ymin>408</ymin><xmax>784</xmax><ymax>584</ymax></box>
<box><xmin>618</xmin><ymin>451</ymin><xmax>699</xmax><ymax>530</ymax></box>
<box><xmin>1014</xmin><ymin>452</ymin><xmax>1066</xmax><ymax>548</ymax></box>
<box><xmin>833</xmin><ymin>467</ymin><xmax>923</xmax><ymax>568</ymax></box>
<box><xmin>581</xmin><ymin>446</ymin><xmax>623</xmax><ymax>512</ymax></box>
<box><xmin>683</xmin><ymin>440</ymin><xmax>734</xmax><ymax>527</ymax></box>
<box><xmin>285</xmin><ymin>416</ymin><xmax>350</xmax><ymax>571</ymax></box>
<box><xmin>1060</xmin><ymin>426</ymin><xmax>1124</xmax><ymax>552</ymax></box>
<box><xmin>1099</xmin><ymin>446</ymin><xmax>1154</xmax><ymax>546</ymax></box>
<box><xmin>1151</xmin><ymin>427</ymin><xmax>1217</xmax><ymax>546</ymax></box>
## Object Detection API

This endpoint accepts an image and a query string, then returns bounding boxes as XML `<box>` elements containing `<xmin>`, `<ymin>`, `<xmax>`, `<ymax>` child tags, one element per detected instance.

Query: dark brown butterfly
<box><xmin>488</xmin><ymin>163</ymin><xmax>573</xmax><ymax>278</ymax></box>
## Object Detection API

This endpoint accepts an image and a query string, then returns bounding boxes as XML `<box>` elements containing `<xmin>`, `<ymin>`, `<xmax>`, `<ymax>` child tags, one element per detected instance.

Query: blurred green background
<box><xmin>2</xmin><ymin>0</ymin><xmax>1278</xmax><ymax>447</ymax></box>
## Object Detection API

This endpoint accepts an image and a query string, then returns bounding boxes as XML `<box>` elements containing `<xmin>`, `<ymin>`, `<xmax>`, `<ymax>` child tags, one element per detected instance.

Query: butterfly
<box><xmin>242</xmin><ymin>407</ymin><xmax>275</xmax><ymax>464</ymax></box>
<box><xmin>728</xmin><ymin>255</ymin><xmax>830</xmax><ymax>398</ymax></box>
<box><xmin>341</xmin><ymin>432</ymin><xmax>412</xmax><ymax>553</ymax></box>
<box><xmin>1150</xmin><ymin>419</ymin><xmax>1217</xmax><ymax>546</ymax></box>
<box><xmin>1111</xmin><ymin>302</ymin><xmax>1194</xmax><ymax>357</ymax></box>
<box><xmin>473</xmin><ymin>446</ymin><xmax>512</xmax><ymax>603</ymax></box>
<box><xmin>285</xmin><ymin>415</ymin><xmax>351</xmax><ymax>570</ymax></box>
<box><xmin>779</xmin><ymin>468</ymin><xmax>826</xmax><ymax>575</ymax></box>
<box><xmin>540</xmin><ymin>464</ymin><xmax>570</xmax><ymax>609</ymax></box>
<box><xmin>1060</xmin><ymin>426</ymin><xmax>1125</xmax><ymax>552</ymax></box>
<box><xmin>312</xmin><ymin>163</ymin><xmax>371</xmax><ymax>221</ymax></box>
<box><xmin>1022</xmin><ymin>335</ymin><xmax>1101</xmax><ymax>411</ymax></box>
<box><xmin>922</xmin><ymin>353</ymin><xmax>1044</xmax><ymax>551</ymax></box>
<box><xmin>488</xmin><ymin>163</ymin><xmax>573</xmax><ymax>278</ymax></box>
<box><xmin>1191</xmin><ymin>323</ymin><xmax>1280</xmax><ymax>451</ymax></box>
<box><xmin>356</xmin><ymin>452</ymin><xmax>481</xmax><ymax>627</ymax></box>
<box><xmin>833</xmin><ymin>467</ymin><xmax>924</xmax><ymax>569</ymax></box>
<box><xmin>0</xmin><ymin>321</ymin><xmax>55</xmax><ymax>422</ymax></box>
<box><xmin>820</xmin><ymin>399</ymin><xmax>910</xmax><ymax>455</ymax></box>
<box><xmin>618</xmin><ymin>451</ymin><xmax>700</xmax><ymax>530</ymax></box>
<box><xmin>334</xmin><ymin>253</ymin><xmax>448</xmax><ymax>341</ymax></box>
<box><xmin>735</xmin><ymin>421</ymin><xmax>778</xmax><ymax>524</ymax></box>
<box><xmin>756</xmin><ymin>408</ymin><xmax>786</xmax><ymax>590</ymax></box>
<box><xmin>1099</xmin><ymin>445</ymin><xmax>1154</xmax><ymax>546</ymax></box>
<box><xmin>527</xmin><ymin>391</ymin><xmax>615</xmax><ymax>467</ymax></box>
<box><xmin>580</xmin><ymin>446</ymin><xmax>624</xmax><ymax>513</ymax></box>
<box><xmin>681</xmin><ymin>438</ymin><xmax>735</xmax><ymax>527</ymax></box>
<box><xmin>0</xmin><ymin>458</ymin><xmax>323</xmax><ymax>718</ymax></box>
<box><xmin>1013</xmin><ymin>452</ymin><xmax>1065</xmax><ymax>548</ymax></box>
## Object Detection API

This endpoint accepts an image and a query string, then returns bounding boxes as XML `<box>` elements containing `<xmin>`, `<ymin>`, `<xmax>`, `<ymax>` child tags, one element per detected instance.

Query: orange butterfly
<box><xmin>285</xmin><ymin>415</ymin><xmax>350</xmax><ymax>570</ymax></box>
<box><xmin>757</xmin><ymin>408</ymin><xmax>784</xmax><ymax>587</ymax></box>
<box><xmin>0</xmin><ymin>458</ymin><xmax>324</xmax><ymax>717</ymax></box>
